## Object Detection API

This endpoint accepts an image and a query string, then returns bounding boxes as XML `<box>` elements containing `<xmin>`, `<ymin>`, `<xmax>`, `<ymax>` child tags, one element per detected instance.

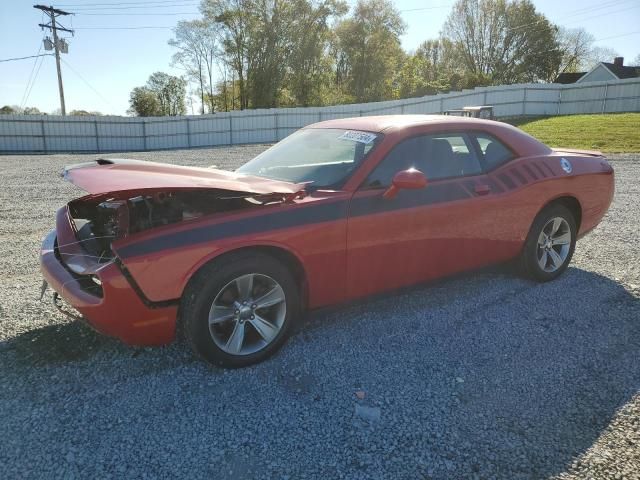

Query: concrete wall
<box><xmin>1</xmin><ymin>77</ymin><xmax>638</xmax><ymax>153</ymax></box>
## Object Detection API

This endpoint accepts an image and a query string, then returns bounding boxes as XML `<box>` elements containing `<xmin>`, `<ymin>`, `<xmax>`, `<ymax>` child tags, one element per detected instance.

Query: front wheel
<box><xmin>181</xmin><ymin>252</ymin><xmax>300</xmax><ymax>368</ymax></box>
<box><xmin>519</xmin><ymin>204</ymin><xmax>577</xmax><ymax>282</ymax></box>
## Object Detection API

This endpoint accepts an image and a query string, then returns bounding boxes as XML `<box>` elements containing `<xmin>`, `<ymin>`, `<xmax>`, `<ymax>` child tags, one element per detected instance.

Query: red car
<box><xmin>40</xmin><ymin>115</ymin><xmax>614</xmax><ymax>367</ymax></box>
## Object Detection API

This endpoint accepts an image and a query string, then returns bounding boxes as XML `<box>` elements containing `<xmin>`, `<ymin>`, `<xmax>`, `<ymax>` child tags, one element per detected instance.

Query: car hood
<box><xmin>62</xmin><ymin>158</ymin><xmax>304</xmax><ymax>196</ymax></box>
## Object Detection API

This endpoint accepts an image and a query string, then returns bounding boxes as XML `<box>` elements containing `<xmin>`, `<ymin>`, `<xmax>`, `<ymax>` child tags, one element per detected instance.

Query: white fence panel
<box><xmin>604</xmin><ymin>81</ymin><xmax>640</xmax><ymax>113</ymax></box>
<box><xmin>1</xmin><ymin>78</ymin><xmax>638</xmax><ymax>153</ymax></box>
<box><xmin>278</xmin><ymin>112</ymin><xmax>320</xmax><ymax>129</ymax></box>
<box><xmin>0</xmin><ymin>135</ymin><xmax>45</xmax><ymax>152</ymax></box>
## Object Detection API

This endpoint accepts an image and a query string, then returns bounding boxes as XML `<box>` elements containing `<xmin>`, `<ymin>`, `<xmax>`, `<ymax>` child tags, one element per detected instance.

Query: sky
<box><xmin>1</xmin><ymin>0</ymin><xmax>639</xmax><ymax>116</ymax></box>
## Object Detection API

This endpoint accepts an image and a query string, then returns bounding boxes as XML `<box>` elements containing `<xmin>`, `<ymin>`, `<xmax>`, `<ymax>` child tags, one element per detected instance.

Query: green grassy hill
<box><xmin>509</xmin><ymin>113</ymin><xmax>640</xmax><ymax>153</ymax></box>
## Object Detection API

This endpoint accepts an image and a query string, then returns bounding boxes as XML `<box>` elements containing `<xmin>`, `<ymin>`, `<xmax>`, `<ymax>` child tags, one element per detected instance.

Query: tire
<box><xmin>519</xmin><ymin>203</ymin><xmax>577</xmax><ymax>282</ymax></box>
<box><xmin>180</xmin><ymin>252</ymin><xmax>300</xmax><ymax>368</ymax></box>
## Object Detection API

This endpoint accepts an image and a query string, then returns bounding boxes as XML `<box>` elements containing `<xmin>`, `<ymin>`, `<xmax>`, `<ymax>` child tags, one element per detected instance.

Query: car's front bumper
<box><xmin>39</xmin><ymin>207</ymin><xmax>178</xmax><ymax>346</ymax></box>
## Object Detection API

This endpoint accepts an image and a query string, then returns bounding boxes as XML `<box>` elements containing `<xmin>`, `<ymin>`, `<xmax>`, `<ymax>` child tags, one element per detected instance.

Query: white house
<box><xmin>554</xmin><ymin>57</ymin><xmax>640</xmax><ymax>84</ymax></box>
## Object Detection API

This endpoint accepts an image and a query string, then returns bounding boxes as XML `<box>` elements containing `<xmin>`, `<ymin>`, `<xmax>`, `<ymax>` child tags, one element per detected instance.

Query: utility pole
<box><xmin>34</xmin><ymin>5</ymin><xmax>73</xmax><ymax>116</ymax></box>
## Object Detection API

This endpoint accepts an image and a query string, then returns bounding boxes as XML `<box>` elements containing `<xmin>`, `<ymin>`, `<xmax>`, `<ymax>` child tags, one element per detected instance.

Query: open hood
<box><xmin>62</xmin><ymin>158</ymin><xmax>304</xmax><ymax>196</ymax></box>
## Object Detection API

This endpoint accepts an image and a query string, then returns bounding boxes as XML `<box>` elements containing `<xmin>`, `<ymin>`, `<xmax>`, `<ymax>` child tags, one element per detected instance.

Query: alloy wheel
<box><xmin>536</xmin><ymin>217</ymin><xmax>572</xmax><ymax>273</ymax></box>
<box><xmin>208</xmin><ymin>273</ymin><xmax>286</xmax><ymax>355</ymax></box>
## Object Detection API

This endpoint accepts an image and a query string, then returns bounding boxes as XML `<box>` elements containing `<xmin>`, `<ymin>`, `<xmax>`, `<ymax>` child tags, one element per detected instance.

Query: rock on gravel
<box><xmin>0</xmin><ymin>148</ymin><xmax>638</xmax><ymax>480</ymax></box>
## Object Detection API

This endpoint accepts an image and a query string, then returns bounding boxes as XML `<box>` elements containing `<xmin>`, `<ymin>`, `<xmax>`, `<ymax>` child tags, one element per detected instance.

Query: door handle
<box><xmin>474</xmin><ymin>184</ymin><xmax>491</xmax><ymax>196</ymax></box>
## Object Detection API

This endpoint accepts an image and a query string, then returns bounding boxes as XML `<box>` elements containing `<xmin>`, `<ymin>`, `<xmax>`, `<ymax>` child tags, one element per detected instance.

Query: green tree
<box><xmin>0</xmin><ymin>105</ymin><xmax>17</xmax><ymax>114</ymax></box>
<box><xmin>203</xmin><ymin>0</ymin><xmax>348</xmax><ymax>109</ymax></box>
<box><xmin>334</xmin><ymin>0</ymin><xmax>406</xmax><ymax>102</ymax></box>
<box><xmin>398</xmin><ymin>39</ymin><xmax>470</xmax><ymax>98</ymax></box>
<box><xmin>286</xmin><ymin>0</ymin><xmax>348</xmax><ymax>106</ymax></box>
<box><xmin>70</xmin><ymin>110</ymin><xmax>103</xmax><ymax>116</ymax></box>
<box><xmin>443</xmin><ymin>0</ymin><xmax>561</xmax><ymax>84</ymax></box>
<box><xmin>128</xmin><ymin>87</ymin><xmax>161</xmax><ymax>116</ymax></box>
<box><xmin>146</xmin><ymin>72</ymin><xmax>187</xmax><ymax>116</ymax></box>
<box><xmin>22</xmin><ymin>107</ymin><xmax>42</xmax><ymax>115</ymax></box>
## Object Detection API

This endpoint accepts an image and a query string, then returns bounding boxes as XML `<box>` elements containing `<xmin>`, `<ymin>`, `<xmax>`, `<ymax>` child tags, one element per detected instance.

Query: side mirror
<box><xmin>383</xmin><ymin>168</ymin><xmax>428</xmax><ymax>199</ymax></box>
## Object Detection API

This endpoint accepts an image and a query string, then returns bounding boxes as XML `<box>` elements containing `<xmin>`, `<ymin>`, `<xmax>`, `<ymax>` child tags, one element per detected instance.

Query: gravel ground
<box><xmin>0</xmin><ymin>147</ymin><xmax>638</xmax><ymax>480</ymax></box>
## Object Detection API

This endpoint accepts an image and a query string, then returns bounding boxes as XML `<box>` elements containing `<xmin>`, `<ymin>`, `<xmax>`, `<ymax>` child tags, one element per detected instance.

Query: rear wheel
<box><xmin>519</xmin><ymin>204</ymin><xmax>576</xmax><ymax>282</ymax></box>
<box><xmin>181</xmin><ymin>252</ymin><xmax>300</xmax><ymax>368</ymax></box>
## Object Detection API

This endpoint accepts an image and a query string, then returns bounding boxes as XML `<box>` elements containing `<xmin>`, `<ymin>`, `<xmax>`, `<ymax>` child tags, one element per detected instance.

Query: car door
<box><xmin>345</xmin><ymin>132</ymin><xmax>502</xmax><ymax>299</ymax></box>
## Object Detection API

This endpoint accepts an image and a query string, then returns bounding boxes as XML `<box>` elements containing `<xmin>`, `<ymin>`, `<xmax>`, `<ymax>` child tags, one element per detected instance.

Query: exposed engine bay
<box><xmin>68</xmin><ymin>189</ymin><xmax>289</xmax><ymax>261</ymax></box>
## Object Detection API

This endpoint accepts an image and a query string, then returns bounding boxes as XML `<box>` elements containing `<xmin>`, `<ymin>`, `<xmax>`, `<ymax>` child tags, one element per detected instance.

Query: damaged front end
<box><xmin>40</xmin><ymin>158</ymin><xmax>306</xmax><ymax>345</ymax></box>
<box><xmin>62</xmin><ymin>158</ymin><xmax>307</xmax><ymax>262</ymax></box>
<box><xmin>68</xmin><ymin>188</ymin><xmax>288</xmax><ymax>262</ymax></box>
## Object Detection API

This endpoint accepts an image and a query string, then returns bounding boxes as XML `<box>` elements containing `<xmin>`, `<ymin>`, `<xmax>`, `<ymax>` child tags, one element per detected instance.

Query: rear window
<box><xmin>474</xmin><ymin>134</ymin><xmax>514</xmax><ymax>171</ymax></box>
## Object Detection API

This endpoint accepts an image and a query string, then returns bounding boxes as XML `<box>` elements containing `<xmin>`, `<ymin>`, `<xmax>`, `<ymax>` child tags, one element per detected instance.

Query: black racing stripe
<box><xmin>522</xmin><ymin>164</ymin><xmax>539</xmax><ymax>181</ymax></box>
<box><xmin>350</xmin><ymin>183</ymin><xmax>470</xmax><ymax>217</ymax></box>
<box><xmin>117</xmin><ymin>200</ymin><xmax>350</xmax><ymax>258</ymax></box>
<box><xmin>511</xmin><ymin>168</ymin><xmax>527</xmax><ymax>186</ymax></box>
<box><xmin>532</xmin><ymin>163</ymin><xmax>547</xmax><ymax>178</ymax></box>
<box><xmin>498</xmin><ymin>173</ymin><xmax>516</xmax><ymax>190</ymax></box>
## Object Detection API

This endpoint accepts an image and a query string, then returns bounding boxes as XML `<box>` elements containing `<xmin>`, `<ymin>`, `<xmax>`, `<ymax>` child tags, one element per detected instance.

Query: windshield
<box><xmin>236</xmin><ymin>128</ymin><xmax>380</xmax><ymax>189</ymax></box>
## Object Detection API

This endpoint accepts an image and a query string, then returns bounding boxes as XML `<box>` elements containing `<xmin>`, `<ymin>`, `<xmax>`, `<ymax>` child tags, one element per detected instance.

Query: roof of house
<box><xmin>554</xmin><ymin>60</ymin><xmax>640</xmax><ymax>84</ymax></box>
<box><xmin>555</xmin><ymin>72</ymin><xmax>586</xmax><ymax>84</ymax></box>
<box><xmin>601</xmin><ymin>62</ymin><xmax>640</xmax><ymax>80</ymax></box>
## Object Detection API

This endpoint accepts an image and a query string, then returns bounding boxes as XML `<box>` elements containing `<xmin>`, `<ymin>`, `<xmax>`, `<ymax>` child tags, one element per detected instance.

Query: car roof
<box><xmin>306</xmin><ymin>114</ymin><xmax>551</xmax><ymax>157</ymax></box>
<box><xmin>306</xmin><ymin>114</ymin><xmax>503</xmax><ymax>133</ymax></box>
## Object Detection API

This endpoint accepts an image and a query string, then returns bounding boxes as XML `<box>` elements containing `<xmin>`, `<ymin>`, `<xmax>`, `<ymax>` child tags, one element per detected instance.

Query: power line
<box><xmin>22</xmin><ymin>54</ymin><xmax>47</xmax><ymax>110</ymax></box>
<box><xmin>399</xmin><ymin>4</ymin><xmax>453</xmax><ymax>13</ymax></box>
<box><xmin>76</xmin><ymin>11</ymin><xmax>199</xmax><ymax>15</ymax></box>
<box><xmin>70</xmin><ymin>0</ymin><xmax>637</xmax><ymax>32</ymax></box>
<box><xmin>549</xmin><ymin>0</ymin><xmax>631</xmax><ymax>18</ymax></box>
<box><xmin>594</xmin><ymin>30</ymin><xmax>640</xmax><ymax>42</ymax></box>
<box><xmin>562</xmin><ymin>4</ymin><xmax>640</xmax><ymax>27</ymax></box>
<box><xmin>58</xmin><ymin>0</ymin><xmax>199</xmax><ymax>6</ymax></box>
<box><xmin>60</xmin><ymin>58</ymin><xmax>114</xmax><ymax>110</ymax></box>
<box><xmin>20</xmin><ymin>42</ymin><xmax>45</xmax><ymax>109</ymax></box>
<box><xmin>0</xmin><ymin>53</ymin><xmax>53</xmax><ymax>63</ymax></box>
<box><xmin>62</xmin><ymin>3</ymin><xmax>198</xmax><ymax>11</ymax></box>
<box><xmin>399</xmin><ymin>0</ymin><xmax>636</xmax><ymax>36</ymax></box>
<box><xmin>74</xmin><ymin>25</ymin><xmax>174</xmax><ymax>29</ymax></box>
<box><xmin>500</xmin><ymin>0</ymin><xmax>638</xmax><ymax>34</ymax></box>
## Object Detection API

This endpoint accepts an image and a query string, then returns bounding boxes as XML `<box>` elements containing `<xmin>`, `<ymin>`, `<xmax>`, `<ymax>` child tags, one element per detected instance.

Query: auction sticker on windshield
<box><xmin>338</xmin><ymin>130</ymin><xmax>378</xmax><ymax>144</ymax></box>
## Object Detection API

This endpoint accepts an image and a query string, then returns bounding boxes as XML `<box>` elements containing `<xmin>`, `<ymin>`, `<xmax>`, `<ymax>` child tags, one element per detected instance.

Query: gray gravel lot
<box><xmin>0</xmin><ymin>147</ymin><xmax>638</xmax><ymax>480</ymax></box>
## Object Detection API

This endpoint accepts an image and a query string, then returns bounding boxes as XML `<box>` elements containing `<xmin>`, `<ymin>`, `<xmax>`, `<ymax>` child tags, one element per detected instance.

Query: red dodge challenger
<box><xmin>40</xmin><ymin>115</ymin><xmax>614</xmax><ymax>367</ymax></box>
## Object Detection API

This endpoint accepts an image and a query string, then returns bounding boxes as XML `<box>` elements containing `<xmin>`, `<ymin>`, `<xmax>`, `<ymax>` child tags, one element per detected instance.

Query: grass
<box><xmin>509</xmin><ymin>113</ymin><xmax>640</xmax><ymax>153</ymax></box>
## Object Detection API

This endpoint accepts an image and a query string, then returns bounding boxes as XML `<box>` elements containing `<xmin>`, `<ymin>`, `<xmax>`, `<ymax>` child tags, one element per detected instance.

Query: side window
<box><xmin>364</xmin><ymin>136</ymin><xmax>425</xmax><ymax>188</ymax></box>
<box><xmin>426</xmin><ymin>134</ymin><xmax>482</xmax><ymax>179</ymax></box>
<box><xmin>475</xmin><ymin>134</ymin><xmax>514</xmax><ymax>171</ymax></box>
<box><xmin>363</xmin><ymin>133</ymin><xmax>483</xmax><ymax>188</ymax></box>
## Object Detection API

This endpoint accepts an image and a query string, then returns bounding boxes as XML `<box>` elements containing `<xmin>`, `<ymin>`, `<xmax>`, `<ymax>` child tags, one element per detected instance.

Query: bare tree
<box><xmin>202</xmin><ymin>0</ymin><xmax>254</xmax><ymax>110</ymax></box>
<box><xmin>443</xmin><ymin>0</ymin><xmax>561</xmax><ymax>84</ymax></box>
<box><xmin>555</xmin><ymin>27</ymin><xmax>594</xmax><ymax>76</ymax></box>
<box><xmin>587</xmin><ymin>46</ymin><xmax>620</xmax><ymax>67</ymax></box>
<box><xmin>553</xmin><ymin>27</ymin><xmax>619</xmax><ymax>79</ymax></box>
<box><xmin>169</xmin><ymin>20</ymin><xmax>219</xmax><ymax>114</ymax></box>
